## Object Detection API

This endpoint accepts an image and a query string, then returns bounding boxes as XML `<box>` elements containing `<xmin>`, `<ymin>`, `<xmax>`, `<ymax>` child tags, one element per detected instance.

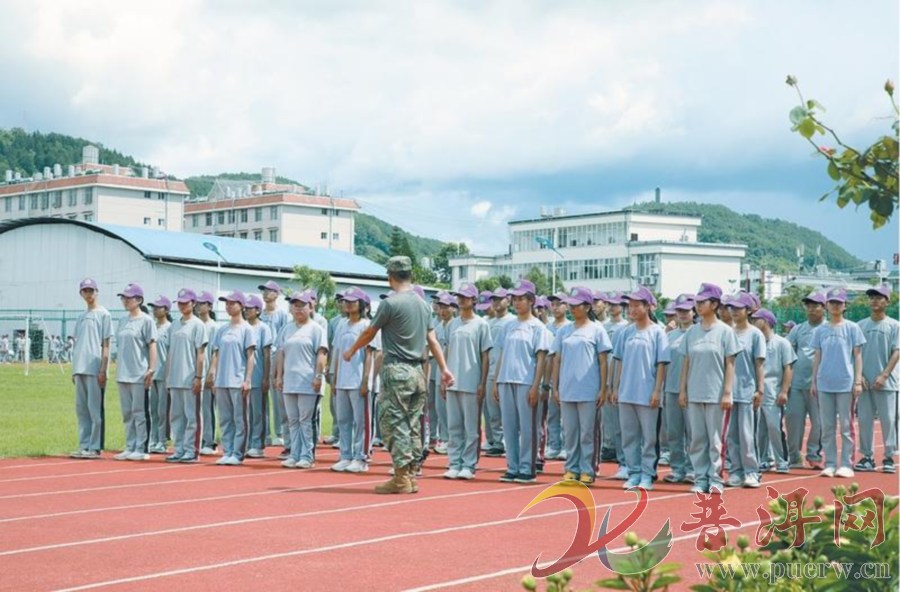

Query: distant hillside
<box><xmin>183</xmin><ymin>173</ymin><xmax>309</xmax><ymax>198</ymax></box>
<box><xmin>0</xmin><ymin>128</ymin><xmax>148</xmax><ymax>174</ymax></box>
<box><xmin>627</xmin><ymin>201</ymin><xmax>862</xmax><ymax>272</ymax></box>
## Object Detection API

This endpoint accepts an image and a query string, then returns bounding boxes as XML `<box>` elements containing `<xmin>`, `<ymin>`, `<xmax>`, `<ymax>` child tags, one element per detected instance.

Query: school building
<box><xmin>448</xmin><ymin>209</ymin><xmax>747</xmax><ymax>297</ymax></box>
<box><xmin>182</xmin><ymin>168</ymin><xmax>359</xmax><ymax>253</ymax></box>
<box><xmin>0</xmin><ymin>146</ymin><xmax>189</xmax><ymax>231</ymax></box>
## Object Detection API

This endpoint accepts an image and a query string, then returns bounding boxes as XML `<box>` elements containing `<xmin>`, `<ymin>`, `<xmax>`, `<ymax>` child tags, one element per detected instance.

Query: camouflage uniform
<box><xmin>379</xmin><ymin>361</ymin><xmax>428</xmax><ymax>468</ymax></box>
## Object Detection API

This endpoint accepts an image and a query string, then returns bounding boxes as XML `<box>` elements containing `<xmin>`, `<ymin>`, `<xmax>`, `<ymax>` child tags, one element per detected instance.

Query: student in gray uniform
<box><xmin>592</xmin><ymin>291</ymin><xmax>608</xmax><ymax>324</ymax></box>
<box><xmin>679</xmin><ymin>283</ymin><xmax>740</xmax><ymax>494</ymax></box>
<box><xmin>113</xmin><ymin>283</ymin><xmax>158</xmax><ymax>461</ymax></box>
<box><xmin>331</xmin><ymin>287</ymin><xmax>376</xmax><ymax>474</ymax></box>
<box><xmin>327</xmin><ymin>291</ymin><xmax>349</xmax><ymax>444</ymax></box>
<box><xmin>751</xmin><ymin>308</ymin><xmax>795</xmax><ymax>474</ymax></box>
<box><xmin>724</xmin><ymin>292</ymin><xmax>765</xmax><ymax>488</ymax></box>
<box><xmin>275</xmin><ymin>290</ymin><xmax>328</xmax><ymax>469</ymax></box>
<box><xmin>811</xmin><ymin>288</ymin><xmax>866</xmax><ymax>478</ymax></box>
<box><xmin>785</xmin><ymin>291</ymin><xmax>826</xmax><ymax>469</ymax></box>
<box><xmin>534</xmin><ymin>297</ymin><xmax>550</xmax><ymax>325</ymax></box>
<box><xmin>244</xmin><ymin>294</ymin><xmax>272</xmax><ymax>458</ymax></box>
<box><xmin>854</xmin><ymin>284</ymin><xmax>898</xmax><ymax>473</ymax></box>
<box><xmin>494</xmin><ymin>279</ymin><xmax>551</xmax><ymax>484</ymax></box>
<box><xmin>663</xmin><ymin>294</ymin><xmax>696</xmax><ymax>484</ymax></box>
<box><xmin>259</xmin><ymin>280</ymin><xmax>290</xmax><ymax>449</ymax></box>
<box><xmin>195</xmin><ymin>291</ymin><xmax>219</xmax><ymax>455</ymax></box>
<box><xmin>165</xmin><ymin>289</ymin><xmax>208</xmax><ymax>463</ymax></box>
<box><xmin>484</xmin><ymin>288</ymin><xmax>514</xmax><ymax>456</ymax></box>
<box><xmin>70</xmin><ymin>278</ymin><xmax>112</xmax><ymax>459</ymax></box>
<box><xmin>148</xmin><ymin>296</ymin><xmax>172</xmax><ymax>454</ymax></box>
<box><xmin>443</xmin><ymin>283</ymin><xmax>493</xmax><ymax>480</ymax></box>
<box><xmin>551</xmin><ymin>287</ymin><xmax>611</xmax><ymax>484</ymax></box>
<box><xmin>544</xmin><ymin>293</ymin><xmax>571</xmax><ymax>461</ymax></box>
<box><xmin>430</xmin><ymin>294</ymin><xmax>456</xmax><ymax>454</ymax></box>
<box><xmin>207</xmin><ymin>291</ymin><xmax>256</xmax><ymax>465</ymax></box>
<box><xmin>602</xmin><ymin>292</ymin><xmax>629</xmax><ymax>478</ymax></box>
<box><xmin>613</xmin><ymin>287</ymin><xmax>670</xmax><ymax>490</ymax></box>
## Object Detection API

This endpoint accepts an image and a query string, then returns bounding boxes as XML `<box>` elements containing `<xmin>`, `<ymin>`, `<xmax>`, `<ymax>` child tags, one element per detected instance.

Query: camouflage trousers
<box><xmin>379</xmin><ymin>362</ymin><xmax>427</xmax><ymax>469</ymax></box>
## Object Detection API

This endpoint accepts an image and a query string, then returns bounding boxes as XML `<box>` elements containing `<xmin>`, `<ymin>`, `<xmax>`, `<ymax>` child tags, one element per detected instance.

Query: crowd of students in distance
<box><xmin>67</xmin><ymin>276</ymin><xmax>898</xmax><ymax>495</ymax></box>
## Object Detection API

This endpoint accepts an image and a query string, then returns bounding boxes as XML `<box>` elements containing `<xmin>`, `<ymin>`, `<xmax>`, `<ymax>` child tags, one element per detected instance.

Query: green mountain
<box><xmin>627</xmin><ymin>201</ymin><xmax>861</xmax><ymax>271</ymax></box>
<box><xmin>183</xmin><ymin>173</ymin><xmax>309</xmax><ymax>198</ymax></box>
<box><xmin>0</xmin><ymin>128</ymin><xmax>148</xmax><ymax>174</ymax></box>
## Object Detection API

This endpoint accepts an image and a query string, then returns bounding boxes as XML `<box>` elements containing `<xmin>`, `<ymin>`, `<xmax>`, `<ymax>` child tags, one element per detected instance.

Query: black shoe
<box><xmin>514</xmin><ymin>473</ymin><xmax>537</xmax><ymax>484</ymax></box>
<box><xmin>499</xmin><ymin>472</ymin><xmax>518</xmax><ymax>482</ymax></box>
<box><xmin>882</xmin><ymin>459</ymin><xmax>895</xmax><ymax>473</ymax></box>
<box><xmin>600</xmin><ymin>448</ymin><xmax>617</xmax><ymax>462</ymax></box>
<box><xmin>536</xmin><ymin>462</ymin><xmax>545</xmax><ymax>474</ymax></box>
<box><xmin>854</xmin><ymin>457</ymin><xmax>876</xmax><ymax>472</ymax></box>
<box><xmin>485</xmin><ymin>446</ymin><xmax>505</xmax><ymax>457</ymax></box>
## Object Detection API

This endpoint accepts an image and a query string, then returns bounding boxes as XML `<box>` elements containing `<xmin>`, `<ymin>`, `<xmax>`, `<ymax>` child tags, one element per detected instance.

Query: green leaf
<box><xmin>827</xmin><ymin>161</ymin><xmax>841</xmax><ymax>180</ymax></box>
<box><xmin>594</xmin><ymin>578</ymin><xmax>631</xmax><ymax>590</ymax></box>
<box><xmin>651</xmin><ymin>575</ymin><xmax>682</xmax><ymax>589</ymax></box>
<box><xmin>807</xmin><ymin>99</ymin><xmax>826</xmax><ymax>112</ymax></box>
<box><xmin>789</xmin><ymin>106</ymin><xmax>808</xmax><ymax>125</ymax></box>
<box><xmin>689</xmin><ymin>586</ymin><xmax>719</xmax><ymax>592</ymax></box>
<box><xmin>798</xmin><ymin>117</ymin><xmax>817</xmax><ymax>139</ymax></box>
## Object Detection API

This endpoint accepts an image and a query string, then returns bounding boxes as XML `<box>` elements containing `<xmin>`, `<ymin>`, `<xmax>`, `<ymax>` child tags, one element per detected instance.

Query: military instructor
<box><xmin>343</xmin><ymin>256</ymin><xmax>455</xmax><ymax>494</ymax></box>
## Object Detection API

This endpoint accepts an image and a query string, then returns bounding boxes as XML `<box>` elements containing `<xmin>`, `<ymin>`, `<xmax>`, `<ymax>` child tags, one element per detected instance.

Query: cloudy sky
<box><xmin>1</xmin><ymin>0</ymin><xmax>897</xmax><ymax>263</ymax></box>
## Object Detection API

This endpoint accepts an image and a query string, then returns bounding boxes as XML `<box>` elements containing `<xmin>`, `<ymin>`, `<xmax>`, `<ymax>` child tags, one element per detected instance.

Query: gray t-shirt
<box><xmin>811</xmin><ymin>321</ymin><xmax>866</xmax><ymax>392</ymax></box>
<box><xmin>787</xmin><ymin>321</ymin><xmax>822</xmax><ymax>390</ymax></box>
<box><xmin>613</xmin><ymin>324</ymin><xmax>671</xmax><ymax>406</ymax></box>
<box><xmin>166</xmin><ymin>316</ymin><xmax>207</xmax><ymax>389</ymax></box>
<box><xmin>679</xmin><ymin>320</ymin><xmax>741</xmax><ymax>404</ymax></box>
<box><xmin>72</xmin><ymin>307</ymin><xmax>113</xmax><ymax>376</ymax></box>
<box><xmin>497</xmin><ymin>317</ymin><xmax>551</xmax><ymax>385</ymax></box>
<box><xmin>201</xmin><ymin>318</ymin><xmax>219</xmax><ymax>377</ymax></box>
<box><xmin>328</xmin><ymin>317</ymin><xmax>348</xmax><ymax>375</ymax></box>
<box><xmin>858</xmin><ymin>317</ymin><xmax>900</xmax><ymax>391</ymax></box>
<box><xmin>432</xmin><ymin>319</ymin><xmax>453</xmax><ymax>385</ymax></box>
<box><xmin>665</xmin><ymin>328</ymin><xmax>688</xmax><ymax>394</ymax></box>
<box><xmin>446</xmin><ymin>316</ymin><xmax>493</xmax><ymax>394</ymax></box>
<box><xmin>371</xmin><ymin>291</ymin><xmax>432</xmax><ymax>363</ymax></box>
<box><xmin>334</xmin><ymin>319</ymin><xmax>373</xmax><ymax>390</ymax></box>
<box><xmin>115</xmin><ymin>313</ymin><xmax>157</xmax><ymax>383</ymax></box>
<box><xmin>249</xmin><ymin>322</ymin><xmax>273</xmax><ymax>388</ymax></box>
<box><xmin>210</xmin><ymin>321</ymin><xmax>256</xmax><ymax>389</ymax></box>
<box><xmin>732</xmin><ymin>325</ymin><xmax>766</xmax><ymax>402</ymax></box>
<box><xmin>762</xmin><ymin>334</ymin><xmax>797</xmax><ymax>405</ymax></box>
<box><xmin>276</xmin><ymin>321</ymin><xmax>327</xmax><ymax>395</ymax></box>
<box><xmin>488</xmin><ymin>314</ymin><xmax>515</xmax><ymax>379</ymax></box>
<box><xmin>552</xmin><ymin>322</ymin><xmax>612</xmax><ymax>403</ymax></box>
<box><xmin>153</xmin><ymin>321</ymin><xmax>171</xmax><ymax>381</ymax></box>
<box><xmin>261</xmin><ymin>308</ymin><xmax>290</xmax><ymax>354</ymax></box>
<box><xmin>604</xmin><ymin>318</ymin><xmax>629</xmax><ymax>387</ymax></box>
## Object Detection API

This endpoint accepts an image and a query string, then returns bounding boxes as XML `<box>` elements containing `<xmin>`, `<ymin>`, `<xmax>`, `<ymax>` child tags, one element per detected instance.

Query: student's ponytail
<box><xmin>587</xmin><ymin>307</ymin><xmax>598</xmax><ymax>323</ymax></box>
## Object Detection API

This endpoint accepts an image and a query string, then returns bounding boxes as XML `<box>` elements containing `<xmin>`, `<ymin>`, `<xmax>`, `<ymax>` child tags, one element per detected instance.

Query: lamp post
<box><xmin>202</xmin><ymin>241</ymin><xmax>227</xmax><ymax>314</ymax></box>
<box><xmin>535</xmin><ymin>230</ymin><xmax>563</xmax><ymax>294</ymax></box>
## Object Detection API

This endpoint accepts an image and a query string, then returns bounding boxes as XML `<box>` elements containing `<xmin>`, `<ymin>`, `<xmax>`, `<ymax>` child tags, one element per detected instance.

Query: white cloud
<box><xmin>470</xmin><ymin>201</ymin><xmax>492</xmax><ymax>218</ymax></box>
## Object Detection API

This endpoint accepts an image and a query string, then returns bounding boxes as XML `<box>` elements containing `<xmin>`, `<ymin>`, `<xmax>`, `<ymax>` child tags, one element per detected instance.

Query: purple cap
<box><xmin>149</xmin><ymin>295</ymin><xmax>172</xmax><ymax>309</ymax></box>
<box><xmin>219</xmin><ymin>290</ymin><xmax>247</xmax><ymax>306</ymax></box>
<box><xmin>452</xmin><ymin>283</ymin><xmax>479</xmax><ymax>299</ymax></box>
<box><xmin>825</xmin><ymin>287</ymin><xmax>847</xmax><ymax>303</ymax></box>
<box><xmin>725</xmin><ymin>292</ymin><xmax>753</xmax><ymax>309</ymax></box>
<box><xmin>479</xmin><ymin>290</ymin><xmax>494</xmax><ymax>300</ymax></box>
<box><xmin>475</xmin><ymin>292</ymin><xmax>493</xmax><ymax>311</ymax></box>
<box><xmin>801</xmin><ymin>290</ymin><xmax>827</xmax><ymax>305</ymax></box>
<box><xmin>306</xmin><ymin>289</ymin><xmax>319</xmax><ymax>301</ymax></box>
<box><xmin>258</xmin><ymin>280</ymin><xmax>282</xmax><ymax>293</ymax></box>
<box><xmin>592</xmin><ymin>290</ymin><xmax>605</xmax><ymax>302</ymax></box>
<box><xmin>288</xmin><ymin>290</ymin><xmax>316</xmax><ymax>305</ymax></box>
<box><xmin>673</xmin><ymin>293</ymin><xmax>696</xmax><ymax>311</ymax></box>
<box><xmin>117</xmin><ymin>283</ymin><xmax>144</xmax><ymax>299</ymax></box>
<box><xmin>491</xmin><ymin>288</ymin><xmax>509</xmax><ymax>299</ymax></box>
<box><xmin>562</xmin><ymin>286</ymin><xmax>594</xmax><ymax>307</ymax></box>
<box><xmin>245</xmin><ymin>294</ymin><xmax>264</xmax><ymax>310</ymax></box>
<box><xmin>695</xmin><ymin>283</ymin><xmax>723</xmax><ymax>302</ymax></box>
<box><xmin>601</xmin><ymin>291</ymin><xmax>625</xmax><ymax>305</ymax></box>
<box><xmin>624</xmin><ymin>286</ymin><xmax>657</xmax><ymax>307</ymax></box>
<box><xmin>746</xmin><ymin>292</ymin><xmax>761</xmax><ymax>310</ymax></box>
<box><xmin>751</xmin><ymin>308</ymin><xmax>777</xmax><ymax>328</ymax></box>
<box><xmin>334</xmin><ymin>289</ymin><xmax>346</xmax><ymax>301</ymax></box>
<box><xmin>342</xmin><ymin>286</ymin><xmax>371</xmax><ymax>304</ymax></box>
<box><xmin>547</xmin><ymin>292</ymin><xmax>564</xmax><ymax>302</ymax></box>
<box><xmin>197</xmin><ymin>291</ymin><xmax>215</xmax><ymax>304</ymax></box>
<box><xmin>412</xmin><ymin>285</ymin><xmax>426</xmax><ymax>300</ymax></box>
<box><xmin>663</xmin><ymin>303</ymin><xmax>676</xmax><ymax>315</ymax></box>
<box><xmin>79</xmin><ymin>278</ymin><xmax>98</xmax><ymax>291</ymax></box>
<box><xmin>437</xmin><ymin>293</ymin><xmax>458</xmax><ymax>308</ymax></box>
<box><xmin>538</xmin><ymin>296</ymin><xmax>554</xmax><ymax>309</ymax></box>
<box><xmin>783</xmin><ymin>320</ymin><xmax>797</xmax><ymax>330</ymax></box>
<box><xmin>175</xmin><ymin>288</ymin><xmax>197</xmax><ymax>303</ymax></box>
<box><xmin>866</xmin><ymin>284</ymin><xmax>892</xmax><ymax>299</ymax></box>
<box><xmin>509</xmin><ymin>279</ymin><xmax>536</xmax><ymax>297</ymax></box>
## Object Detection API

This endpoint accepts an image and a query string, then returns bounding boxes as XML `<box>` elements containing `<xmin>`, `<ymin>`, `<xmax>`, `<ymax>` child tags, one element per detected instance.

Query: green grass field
<box><xmin>0</xmin><ymin>362</ymin><xmax>334</xmax><ymax>458</ymax></box>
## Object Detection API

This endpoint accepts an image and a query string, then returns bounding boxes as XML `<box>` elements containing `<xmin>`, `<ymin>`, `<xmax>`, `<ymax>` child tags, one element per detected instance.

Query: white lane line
<box><xmin>0</xmin><ymin>460</ymin><xmax>84</xmax><ymax>470</ymax></box>
<box><xmin>0</xmin><ymin>465</ymin><xmax>187</xmax><ymax>484</ymax></box>
<box><xmin>5</xmin><ymin>485</ymin><xmax>521</xmax><ymax>557</ymax></box>
<box><xmin>49</xmin><ymin>472</ymin><xmax>846</xmax><ymax>591</ymax></box>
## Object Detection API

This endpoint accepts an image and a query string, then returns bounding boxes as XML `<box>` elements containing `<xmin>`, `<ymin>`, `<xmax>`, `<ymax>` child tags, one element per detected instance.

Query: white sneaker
<box><xmin>331</xmin><ymin>459</ymin><xmax>352</xmax><ymax>472</ymax></box>
<box><xmin>743</xmin><ymin>475</ymin><xmax>761</xmax><ymax>488</ymax></box>
<box><xmin>296</xmin><ymin>459</ymin><xmax>313</xmax><ymax>469</ymax></box>
<box><xmin>346</xmin><ymin>460</ymin><xmax>368</xmax><ymax>473</ymax></box>
<box><xmin>224</xmin><ymin>456</ymin><xmax>242</xmax><ymax>466</ymax></box>
<box><xmin>557</xmin><ymin>450</ymin><xmax>567</xmax><ymax>460</ymax></box>
<box><xmin>443</xmin><ymin>468</ymin><xmax>460</xmax><ymax>479</ymax></box>
<box><xmin>434</xmin><ymin>441</ymin><xmax>448</xmax><ymax>455</ymax></box>
<box><xmin>639</xmin><ymin>478</ymin><xmax>653</xmax><ymax>491</ymax></box>
<box><xmin>271</xmin><ymin>437</ymin><xmax>284</xmax><ymax>446</ymax></box>
<box><xmin>126</xmin><ymin>451</ymin><xmax>149</xmax><ymax>461</ymax></box>
<box><xmin>281</xmin><ymin>458</ymin><xmax>297</xmax><ymax>468</ymax></box>
<box><xmin>613</xmin><ymin>466</ymin><xmax>629</xmax><ymax>480</ymax></box>
<box><xmin>69</xmin><ymin>450</ymin><xmax>87</xmax><ymax>459</ymax></box>
<box><xmin>457</xmin><ymin>468</ymin><xmax>475</xmax><ymax>480</ymax></box>
<box><xmin>545</xmin><ymin>449</ymin><xmax>560</xmax><ymax>460</ymax></box>
<box><xmin>835</xmin><ymin>466</ymin><xmax>854</xmax><ymax>478</ymax></box>
<box><xmin>113</xmin><ymin>451</ymin><xmax>131</xmax><ymax>461</ymax></box>
<box><xmin>820</xmin><ymin>467</ymin><xmax>836</xmax><ymax>477</ymax></box>
<box><xmin>216</xmin><ymin>456</ymin><xmax>230</xmax><ymax>465</ymax></box>
<box><xmin>246</xmin><ymin>448</ymin><xmax>264</xmax><ymax>458</ymax></box>
<box><xmin>480</xmin><ymin>442</ymin><xmax>491</xmax><ymax>451</ymax></box>
<box><xmin>199</xmin><ymin>447</ymin><xmax>216</xmax><ymax>456</ymax></box>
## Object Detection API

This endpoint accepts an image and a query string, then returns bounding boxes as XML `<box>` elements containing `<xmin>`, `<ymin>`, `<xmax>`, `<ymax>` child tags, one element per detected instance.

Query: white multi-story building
<box><xmin>0</xmin><ymin>146</ymin><xmax>189</xmax><ymax>231</ymax></box>
<box><xmin>449</xmin><ymin>209</ymin><xmax>747</xmax><ymax>297</ymax></box>
<box><xmin>183</xmin><ymin>168</ymin><xmax>359</xmax><ymax>253</ymax></box>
